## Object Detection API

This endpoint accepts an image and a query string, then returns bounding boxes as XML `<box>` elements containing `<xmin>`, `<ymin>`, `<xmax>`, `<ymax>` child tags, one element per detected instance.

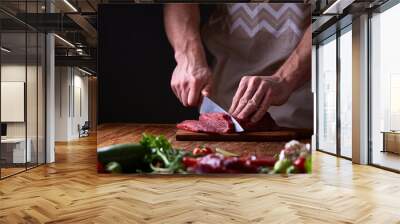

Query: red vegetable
<box><xmin>195</xmin><ymin>154</ymin><xmax>225</xmax><ymax>173</ymax></box>
<box><xmin>182</xmin><ymin>157</ymin><xmax>198</xmax><ymax>167</ymax></box>
<box><xmin>294</xmin><ymin>156</ymin><xmax>306</xmax><ymax>172</ymax></box>
<box><xmin>247</xmin><ymin>155</ymin><xmax>276</xmax><ymax>167</ymax></box>
<box><xmin>97</xmin><ymin>161</ymin><xmax>105</xmax><ymax>173</ymax></box>
<box><xmin>192</xmin><ymin>147</ymin><xmax>202</xmax><ymax>155</ymax></box>
<box><xmin>186</xmin><ymin>154</ymin><xmax>277</xmax><ymax>173</ymax></box>
<box><xmin>202</xmin><ymin>147</ymin><xmax>213</xmax><ymax>154</ymax></box>
<box><xmin>223</xmin><ymin>157</ymin><xmax>245</xmax><ymax>172</ymax></box>
<box><xmin>192</xmin><ymin>146</ymin><xmax>213</xmax><ymax>156</ymax></box>
<box><xmin>224</xmin><ymin>156</ymin><xmax>258</xmax><ymax>173</ymax></box>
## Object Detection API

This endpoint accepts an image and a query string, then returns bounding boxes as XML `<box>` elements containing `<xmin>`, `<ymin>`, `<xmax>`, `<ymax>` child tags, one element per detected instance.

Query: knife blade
<box><xmin>199</xmin><ymin>96</ymin><xmax>244</xmax><ymax>132</ymax></box>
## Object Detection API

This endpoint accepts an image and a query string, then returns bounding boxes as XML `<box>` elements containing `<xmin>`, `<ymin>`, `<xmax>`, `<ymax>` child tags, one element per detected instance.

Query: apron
<box><xmin>202</xmin><ymin>3</ymin><xmax>313</xmax><ymax>129</ymax></box>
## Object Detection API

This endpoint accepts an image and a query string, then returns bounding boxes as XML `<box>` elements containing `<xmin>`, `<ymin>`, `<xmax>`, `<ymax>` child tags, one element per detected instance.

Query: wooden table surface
<box><xmin>97</xmin><ymin>123</ymin><xmax>310</xmax><ymax>157</ymax></box>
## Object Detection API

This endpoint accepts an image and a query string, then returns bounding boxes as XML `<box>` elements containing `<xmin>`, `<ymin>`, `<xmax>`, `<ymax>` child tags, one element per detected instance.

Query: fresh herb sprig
<box><xmin>140</xmin><ymin>134</ymin><xmax>186</xmax><ymax>173</ymax></box>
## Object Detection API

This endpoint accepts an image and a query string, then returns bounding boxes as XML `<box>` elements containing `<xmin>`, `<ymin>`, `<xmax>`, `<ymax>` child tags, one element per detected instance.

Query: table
<box><xmin>97</xmin><ymin>123</ymin><xmax>311</xmax><ymax>157</ymax></box>
<box><xmin>1</xmin><ymin>138</ymin><xmax>31</xmax><ymax>164</ymax></box>
<box><xmin>381</xmin><ymin>131</ymin><xmax>400</xmax><ymax>154</ymax></box>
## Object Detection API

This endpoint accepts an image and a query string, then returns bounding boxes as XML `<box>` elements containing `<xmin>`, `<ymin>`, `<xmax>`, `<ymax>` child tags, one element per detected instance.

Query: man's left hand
<box><xmin>228</xmin><ymin>75</ymin><xmax>293</xmax><ymax>123</ymax></box>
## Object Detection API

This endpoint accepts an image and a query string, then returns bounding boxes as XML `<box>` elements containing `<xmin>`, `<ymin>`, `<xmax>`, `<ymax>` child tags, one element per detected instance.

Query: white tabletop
<box><xmin>1</xmin><ymin>138</ymin><xmax>27</xmax><ymax>144</ymax></box>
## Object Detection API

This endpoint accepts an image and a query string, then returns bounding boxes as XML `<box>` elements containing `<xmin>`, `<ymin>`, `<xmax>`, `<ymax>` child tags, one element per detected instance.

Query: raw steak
<box><xmin>236</xmin><ymin>112</ymin><xmax>277</xmax><ymax>131</ymax></box>
<box><xmin>177</xmin><ymin>112</ymin><xmax>234</xmax><ymax>134</ymax></box>
<box><xmin>177</xmin><ymin>112</ymin><xmax>277</xmax><ymax>133</ymax></box>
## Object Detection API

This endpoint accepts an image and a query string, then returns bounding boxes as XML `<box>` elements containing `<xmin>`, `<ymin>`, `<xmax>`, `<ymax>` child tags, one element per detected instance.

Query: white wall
<box><xmin>72</xmin><ymin>73</ymin><xmax>89</xmax><ymax>138</ymax></box>
<box><xmin>55</xmin><ymin>66</ymin><xmax>70</xmax><ymax>141</ymax></box>
<box><xmin>55</xmin><ymin>67</ymin><xmax>89</xmax><ymax>141</ymax></box>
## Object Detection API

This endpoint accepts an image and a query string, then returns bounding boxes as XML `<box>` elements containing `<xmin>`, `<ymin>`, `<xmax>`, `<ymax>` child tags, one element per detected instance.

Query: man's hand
<box><xmin>229</xmin><ymin>75</ymin><xmax>292</xmax><ymax>123</ymax></box>
<box><xmin>229</xmin><ymin>24</ymin><xmax>312</xmax><ymax>124</ymax></box>
<box><xmin>171</xmin><ymin>55</ymin><xmax>212</xmax><ymax>107</ymax></box>
<box><xmin>164</xmin><ymin>4</ymin><xmax>211</xmax><ymax>107</ymax></box>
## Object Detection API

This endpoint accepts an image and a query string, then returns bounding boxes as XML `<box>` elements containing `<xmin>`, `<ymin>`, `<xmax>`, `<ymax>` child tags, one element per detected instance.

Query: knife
<box><xmin>199</xmin><ymin>96</ymin><xmax>244</xmax><ymax>132</ymax></box>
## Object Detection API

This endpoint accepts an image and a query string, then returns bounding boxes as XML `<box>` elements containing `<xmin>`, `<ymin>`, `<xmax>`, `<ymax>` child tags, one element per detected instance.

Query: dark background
<box><xmin>98</xmin><ymin>4</ymin><xmax>213</xmax><ymax>124</ymax></box>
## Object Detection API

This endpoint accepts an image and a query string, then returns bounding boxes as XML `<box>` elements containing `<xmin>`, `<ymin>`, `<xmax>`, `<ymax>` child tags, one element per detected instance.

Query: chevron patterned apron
<box><xmin>202</xmin><ymin>3</ymin><xmax>313</xmax><ymax>128</ymax></box>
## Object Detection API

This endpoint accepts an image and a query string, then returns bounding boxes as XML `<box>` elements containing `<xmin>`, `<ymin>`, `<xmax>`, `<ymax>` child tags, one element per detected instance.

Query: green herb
<box><xmin>140</xmin><ymin>133</ymin><xmax>172</xmax><ymax>150</ymax></box>
<box><xmin>140</xmin><ymin>133</ymin><xmax>186</xmax><ymax>173</ymax></box>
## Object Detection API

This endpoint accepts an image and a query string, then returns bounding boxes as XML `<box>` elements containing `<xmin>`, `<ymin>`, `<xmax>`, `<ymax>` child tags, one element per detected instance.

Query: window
<box><xmin>339</xmin><ymin>27</ymin><xmax>352</xmax><ymax>158</ymax></box>
<box><xmin>317</xmin><ymin>36</ymin><xmax>337</xmax><ymax>154</ymax></box>
<box><xmin>370</xmin><ymin>2</ymin><xmax>400</xmax><ymax>171</ymax></box>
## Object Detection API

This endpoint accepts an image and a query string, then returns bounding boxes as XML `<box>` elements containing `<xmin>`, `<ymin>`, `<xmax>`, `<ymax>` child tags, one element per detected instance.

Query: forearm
<box><xmin>164</xmin><ymin>4</ymin><xmax>208</xmax><ymax>66</ymax></box>
<box><xmin>274</xmin><ymin>24</ymin><xmax>312</xmax><ymax>92</ymax></box>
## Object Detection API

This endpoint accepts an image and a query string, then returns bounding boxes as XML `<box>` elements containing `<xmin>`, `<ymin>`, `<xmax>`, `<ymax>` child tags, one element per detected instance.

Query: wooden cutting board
<box><xmin>176</xmin><ymin>128</ymin><xmax>313</xmax><ymax>142</ymax></box>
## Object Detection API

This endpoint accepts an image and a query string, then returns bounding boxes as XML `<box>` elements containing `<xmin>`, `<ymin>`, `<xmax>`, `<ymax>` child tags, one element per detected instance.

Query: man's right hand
<box><xmin>164</xmin><ymin>4</ymin><xmax>211</xmax><ymax>107</ymax></box>
<box><xmin>171</xmin><ymin>54</ymin><xmax>212</xmax><ymax>107</ymax></box>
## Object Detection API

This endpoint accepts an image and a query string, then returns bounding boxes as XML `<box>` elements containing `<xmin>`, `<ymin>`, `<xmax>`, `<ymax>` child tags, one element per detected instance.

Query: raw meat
<box><xmin>176</xmin><ymin>112</ymin><xmax>277</xmax><ymax>133</ymax></box>
<box><xmin>177</xmin><ymin>112</ymin><xmax>234</xmax><ymax>134</ymax></box>
<box><xmin>176</xmin><ymin>120</ymin><xmax>206</xmax><ymax>132</ymax></box>
<box><xmin>236</xmin><ymin>112</ymin><xmax>277</xmax><ymax>131</ymax></box>
<box><xmin>199</xmin><ymin>113</ymin><xmax>234</xmax><ymax>132</ymax></box>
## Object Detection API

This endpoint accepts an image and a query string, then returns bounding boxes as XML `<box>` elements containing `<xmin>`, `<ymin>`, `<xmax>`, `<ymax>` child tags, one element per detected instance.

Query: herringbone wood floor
<box><xmin>1</xmin><ymin>125</ymin><xmax>400</xmax><ymax>224</ymax></box>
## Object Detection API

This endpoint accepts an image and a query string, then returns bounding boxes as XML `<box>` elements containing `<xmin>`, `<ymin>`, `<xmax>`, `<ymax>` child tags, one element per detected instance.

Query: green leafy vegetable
<box><xmin>140</xmin><ymin>133</ymin><xmax>172</xmax><ymax>151</ymax></box>
<box><xmin>140</xmin><ymin>133</ymin><xmax>186</xmax><ymax>173</ymax></box>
